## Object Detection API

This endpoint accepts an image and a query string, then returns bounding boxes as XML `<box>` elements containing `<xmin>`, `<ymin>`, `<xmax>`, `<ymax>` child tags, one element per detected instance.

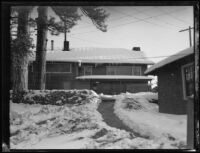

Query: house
<box><xmin>28</xmin><ymin>46</ymin><xmax>154</xmax><ymax>94</ymax></box>
<box><xmin>145</xmin><ymin>47</ymin><xmax>194</xmax><ymax>114</ymax></box>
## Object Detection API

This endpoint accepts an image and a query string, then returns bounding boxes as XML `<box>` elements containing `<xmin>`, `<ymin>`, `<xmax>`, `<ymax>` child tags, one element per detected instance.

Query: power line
<box><xmin>155</xmin><ymin>6</ymin><xmax>191</xmax><ymax>25</ymax></box>
<box><xmin>107</xmin><ymin>7</ymin><xmax>174</xmax><ymax>30</ymax></box>
<box><xmin>70</xmin><ymin>35</ymin><xmax>111</xmax><ymax>46</ymax></box>
<box><xmin>132</xmin><ymin>7</ymin><xmax>183</xmax><ymax>29</ymax></box>
<box><xmin>74</xmin><ymin>7</ymin><xmax>157</xmax><ymax>30</ymax></box>
<box><xmin>70</xmin><ymin>7</ymin><xmax>187</xmax><ymax>36</ymax></box>
<box><xmin>179</xmin><ymin>26</ymin><xmax>194</xmax><ymax>47</ymax></box>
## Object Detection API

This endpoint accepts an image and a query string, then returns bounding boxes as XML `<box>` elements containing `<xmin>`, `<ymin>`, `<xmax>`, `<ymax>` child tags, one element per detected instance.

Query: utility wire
<box><xmin>70</xmin><ymin>35</ymin><xmax>111</xmax><ymax>46</ymax></box>
<box><xmin>155</xmin><ymin>6</ymin><xmax>191</xmax><ymax>25</ymax></box>
<box><xmin>76</xmin><ymin>7</ymin><xmax>156</xmax><ymax>30</ymax></box>
<box><xmin>70</xmin><ymin>7</ymin><xmax>188</xmax><ymax>36</ymax></box>
<box><xmin>107</xmin><ymin>7</ymin><xmax>174</xmax><ymax>30</ymax></box>
<box><xmin>132</xmin><ymin>7</ymin><xmax>184</xmax><ymax>29</ymax></box>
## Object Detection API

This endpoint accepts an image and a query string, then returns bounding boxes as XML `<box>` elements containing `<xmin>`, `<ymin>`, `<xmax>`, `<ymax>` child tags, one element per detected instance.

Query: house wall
<box><xmin>28</xmin><ymin>62</ymin><xmax>76</xmax><ymax>89</ymax></box>
<box><xmin>28</xmin><ymin>62</ymin><xmax>150</xmax><ymax>93</ymax></box>
<box><xmin>157</xmin><ymin>55</ymin><xmax>193</xmax><ymax>114</ymax></box>
<box><xmin>79</xmin><ymin>63</ymin><xmax>147</xmax><ymax>75</ymax></box>
<box><xmin>91</xmin><ymin>80</ymin><xmax>150</xmax><ymax>94</ymax></box>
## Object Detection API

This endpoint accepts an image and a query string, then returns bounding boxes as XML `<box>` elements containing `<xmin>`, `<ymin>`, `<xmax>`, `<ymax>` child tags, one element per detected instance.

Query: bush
<box><xmin>151</xmin><ymin>86</ymin><xmax>158</xmax><ymax>93</ymax></box>
<box><xmin>10</xmin><ymin>90</ymin><xmax>98</xmax><ymax>105</ymax></box>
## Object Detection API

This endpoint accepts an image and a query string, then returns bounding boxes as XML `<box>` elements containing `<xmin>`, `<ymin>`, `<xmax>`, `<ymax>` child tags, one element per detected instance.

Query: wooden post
<box><xmin>179</xmin><ymin>26</ymin><xmax>194</xmax><ymax>47</ymax></box>
<box><xmin>194</xmin><ymin>3</ymin><xmax>199</xmax><ymax>150</ymax></box>
<box><xmin>187</xmin><ymin>97</ymin><xmax>194</xmax><ymax>149</ymax></box>
<box><xmin>189</xmin><ymin>26</ymin><xmax>192</xmax><ymax>47</ymax></box>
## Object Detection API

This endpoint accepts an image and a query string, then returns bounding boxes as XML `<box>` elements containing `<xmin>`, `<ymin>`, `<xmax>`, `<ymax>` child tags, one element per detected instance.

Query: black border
<box><xmin>1</xmin><ymin>0</ymin><xmax>199</xmax><ymax>152</ymax></box>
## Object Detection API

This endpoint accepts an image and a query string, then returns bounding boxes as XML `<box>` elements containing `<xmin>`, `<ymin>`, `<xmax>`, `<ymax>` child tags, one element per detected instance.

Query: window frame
<box><xmin>132</xmin><ymin>66</ymin><xmax>142</xmax><ymax>76</ymax></box>
<box><xmin>83</xmin><ymin>66</ymin><xmax>93</xmax><ymax>75</ymax></box>
<box><xmin>106</xmin><ymin>66</ymin><xmax>116</xmax><ymax>75</ymax></box>
<box><xmin>46</xmin><ymin>62</ymin><xmax>72</xmax><ymax>74</ymax></box>
<box><xmin>181</xmin><ymin>62</ymin><xmax>194</xmax><ymax>100</ymax></box>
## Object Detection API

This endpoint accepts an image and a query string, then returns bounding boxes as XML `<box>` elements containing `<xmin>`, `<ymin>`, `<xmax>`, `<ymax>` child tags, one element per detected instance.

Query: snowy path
<box><xmin>97</xmin><ymin>99</ymin><xmax>142</xmax><ymax>137</ymax></box>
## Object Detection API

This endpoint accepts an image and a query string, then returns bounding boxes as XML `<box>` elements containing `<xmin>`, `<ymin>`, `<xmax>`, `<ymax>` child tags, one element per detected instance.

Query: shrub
<box><xmin>10</xmin><ymin>90</ymin><xmax>99</xmax><ymax>105</ymax></box>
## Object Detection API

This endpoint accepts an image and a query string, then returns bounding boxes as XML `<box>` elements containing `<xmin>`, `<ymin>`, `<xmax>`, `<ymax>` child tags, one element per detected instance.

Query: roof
<box><xmin>145</xmin><ymin>47</ymin><xmax>194</xmax><ymax>75</ymax></box>
<box><xmin>76</xmin><ymin>75</ymin><xmax>153</xmax><ymax>80</ymax></box>
<box><xmin>29</xmin><ymin>47</ymin><xmax>154</xmax><ymax>65</ymax></box>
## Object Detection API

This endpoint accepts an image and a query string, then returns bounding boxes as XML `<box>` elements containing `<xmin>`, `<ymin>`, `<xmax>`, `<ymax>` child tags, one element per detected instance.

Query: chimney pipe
<box><xmin>63</xmin><ymin>41</ymin><xmax>69</xmax><ymax>51</ymax></box>
<box><xmin>51</xmin><ymin>40</ymin><xmax>54</xmax><ymax>51</ymax></box>
<box><xmin>132</xmin><ymin>47</ymin><xmax>141</xmax><ymax>51</ymax></box>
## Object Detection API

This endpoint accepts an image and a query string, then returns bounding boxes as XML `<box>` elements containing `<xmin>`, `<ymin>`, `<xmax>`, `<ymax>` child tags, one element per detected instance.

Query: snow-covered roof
<box><xmin>29</xmin><ymin>47</ymin><xmax>154</xmax><ymax>65</ymax></box>
<box><xmin>76</xmin><ymin>75</ymin><xmax>153</xmax><ymax>80</ymax></box>
<box><xmin>145</xmin><ymin>47</ymin><xmax>194</xmax><ymax>75</ymax></box>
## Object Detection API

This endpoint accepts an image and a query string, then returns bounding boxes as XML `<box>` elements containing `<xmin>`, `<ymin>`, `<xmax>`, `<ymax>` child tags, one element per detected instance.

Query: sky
<box><xmin>28</xmin><ymin>6</ymin><xmax>193</xmax><ymax>63</ymax></box>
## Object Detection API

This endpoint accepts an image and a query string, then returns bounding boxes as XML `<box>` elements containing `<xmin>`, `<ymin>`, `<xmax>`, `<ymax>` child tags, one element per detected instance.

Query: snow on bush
<box><xmin>11</xmin><ymin>89</ymin><xmax>99</xmax><ymax>105</ymax></box>
<box><xmin>10</xmin><ymin>89</ymin><xmax>100</xmax><ymax>148</ymax></box>
<box><xmin>114</xmin><ymin>92</ymin><xmax>187</xmax><ymax>149</ymax></box>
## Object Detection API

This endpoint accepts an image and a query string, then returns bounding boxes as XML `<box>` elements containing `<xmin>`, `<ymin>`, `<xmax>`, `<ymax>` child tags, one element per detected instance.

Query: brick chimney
<box><xmin>63</xmin><ymin>41</ymin><xmax>70</xmax><ymax>51</ymax></box>
<box><xmin>132</xmin><ymin>47</ymin><xmax>141</xmax><ymax>51</ymax></box>
<box><xmin>51</xmin><ymin>40</ymin><xmax>54</xmax><ymax>51</ymax></box>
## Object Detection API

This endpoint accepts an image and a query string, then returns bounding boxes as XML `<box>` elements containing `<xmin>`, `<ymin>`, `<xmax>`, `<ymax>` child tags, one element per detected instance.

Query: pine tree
<box><xmin>11</xmin><ymin>6</ymin><xmax>34</xmax><ymax>94</ymax></box>
<box><xmin>34</xmin><ymin>6</ymin><xmax>48</xmax><ymax>89</ymax></box>
<box><xmin>34</xmin><ymin>6</ymin><xmax>109</xmax><ymax>89</ymax></box>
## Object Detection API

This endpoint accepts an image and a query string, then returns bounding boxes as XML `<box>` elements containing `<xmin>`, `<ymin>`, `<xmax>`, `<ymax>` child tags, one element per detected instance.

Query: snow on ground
<box><xmin>10</xmin><ymin>90</ymin><xmax>166</xmax><ymax>149</ymax></box>
<box><xmin>113</xmin><ymin>92</ymin><xmax>187</xmax><ymax>149</ymax></box>
<box><xmin>10</xmin><ymin>90</ymin><xmax>187</xmax><ymax>149</ymax></box>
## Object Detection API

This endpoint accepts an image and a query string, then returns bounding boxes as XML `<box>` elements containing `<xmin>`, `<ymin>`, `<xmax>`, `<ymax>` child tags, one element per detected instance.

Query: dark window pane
<box><xmin>184</xmin><ymin>64</ymin><xmax>194</xmax><ymax>97</ymax></box>
<box><xmin>84</xmin><ymin>66</ymin><xmax>92</xmax><ymax>75</ymax></box>
<box><xmin>46</xmin><ymin>63</ymin><xmax>71</xmax><ymax>72</ymax></box>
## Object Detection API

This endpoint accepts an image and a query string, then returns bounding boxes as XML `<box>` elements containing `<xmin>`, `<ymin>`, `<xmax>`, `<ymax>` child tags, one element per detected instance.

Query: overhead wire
<box><xmin>155</xmin><ymin>6</ymin><xmax>191</xmax><ymax>25</ymax></box>
<box><xmin>74</xmin><ymin>6</ymin><xmax>157</xmax><ymax>30</ymax></box>
<box><xmin>69</xmin><ymin>7</ymin><xmax>188</xmax><ymax>36</ymax></box>
<box><xmin>107</xmin><ymin>7</ymin><xmax>175</xmax><ymax>30</ymax></box>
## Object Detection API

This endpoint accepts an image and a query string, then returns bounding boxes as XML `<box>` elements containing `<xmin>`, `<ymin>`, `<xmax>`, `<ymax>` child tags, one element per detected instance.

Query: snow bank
<box><xmin>114</xmin><ymin>92</ymin><xmax>187</xmax><ymax>149</ymax></box>
<box><xmin>10</xmin><ymin>90</ymin><xmax>187</xmax><ymax>149</ymax></box>
<box><xmin>11</xmin><ymin>94</ymin><xmax>160</xmax><ymax>149</ymax></box>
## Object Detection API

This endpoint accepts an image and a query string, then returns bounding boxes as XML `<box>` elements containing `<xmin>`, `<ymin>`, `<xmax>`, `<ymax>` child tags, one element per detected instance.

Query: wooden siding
<box><xmin>78</xmin><ymin>63</ymin><xmax>147</xmax><ymax>76</ymax></box>
<box><xmin>28</xmin><ymin>62</ymin><xmax>150</xmax><ymax>93</ymax></box>
<box><xmin>91</xmin><ymin>80</ymin><xmax>150</xmax><ymax>94</ymax></box>
<box><xmin>157</xmin><ymin>55</ymin><xmax>193</xmax><ymax>114</ymax></box>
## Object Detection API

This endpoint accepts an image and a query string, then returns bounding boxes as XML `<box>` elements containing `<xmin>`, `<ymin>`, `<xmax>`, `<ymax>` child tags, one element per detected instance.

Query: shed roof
<box><xmin>76</xmin><ymin>75</ymin><xmax>153</xmax><ymax>80</ymax></box>
<box><xmin>29</xmin><ymin>47</ymin><xmax>154</xmax><ymax>65</ymax></box>
<box><xmin>145</xmin><ymin>47</ymin><xmax>194</xmax><ymax>75</ymax></box>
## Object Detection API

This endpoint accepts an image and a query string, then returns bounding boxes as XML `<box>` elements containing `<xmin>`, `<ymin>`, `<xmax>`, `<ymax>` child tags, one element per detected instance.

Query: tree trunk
<box><xmin>35</xmin><ymin>6</ymin><xmax>48</xmax><ymax>89</ymax></box>
<box><xmin>12</xmin><ymin>8</ymin><xmax>30</xmax><ymax>93</ymax></box>
<box><xmin>12</xmin><ymin>59</ymin><xmax>29</xmax><ymax>93</ymax></box>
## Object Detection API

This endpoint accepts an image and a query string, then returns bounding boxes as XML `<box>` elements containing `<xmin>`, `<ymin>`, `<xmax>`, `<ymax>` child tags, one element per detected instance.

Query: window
<box><xmin>84</xmin><ymin>66</ymin><xmax>92</xmax><ymax>75</ymax></box>
<box><xmin>46</xmin><ymin>63</ymin><xmax>71</xmax><ymax>73</ymax></box>
<box><xmin>181</xmin><ymin>63</ymin><xmax>194</xmax><ymax>100</ymax></box>
<box><xmin>132</xmin><ymin>66</ymin><xmax>142</xmax><ymax>75</ymax></box>
<box><xmin>106</xmin><ymin>66</ymin><xmax>116</xmax><ymax>75</ymax></box>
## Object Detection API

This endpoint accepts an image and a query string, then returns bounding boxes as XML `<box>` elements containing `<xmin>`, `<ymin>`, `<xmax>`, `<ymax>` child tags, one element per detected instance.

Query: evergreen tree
<box><xmin>34</xmin><ymin>6</ymin><xmax>48</xmax><ymax>89</ymax></box>
<box><xmin>35</xmin><ymin>6</ymin><xmax>109</xmax><ymax>89</ymax></box>
<box><xmin>11</xmin><ymin>6</ymin><xmax>34</xmax><ymax>94</ymax></box>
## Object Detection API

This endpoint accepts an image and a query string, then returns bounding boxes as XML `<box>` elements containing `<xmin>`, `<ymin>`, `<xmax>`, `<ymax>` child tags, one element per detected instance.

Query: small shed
<box><xmin>145</xmin><ymin>47</ymin><xmax>194</xmax><ymax>114</ymax></box>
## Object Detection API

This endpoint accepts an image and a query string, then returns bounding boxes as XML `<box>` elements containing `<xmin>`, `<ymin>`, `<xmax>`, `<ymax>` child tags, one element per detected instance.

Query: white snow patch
<box><xmin>114</xmin><ymin>92</ymin><xmax>187</xmax><ymax>149</ymax></box>
<box><xmin>10</xmin><ymin>90</ymin><xmax>186</xmax><ymax>149</ymax></box>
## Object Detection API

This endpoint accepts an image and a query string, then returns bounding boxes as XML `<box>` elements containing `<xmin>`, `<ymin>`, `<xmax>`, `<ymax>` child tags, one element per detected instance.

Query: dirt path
<box><xmin>97</xmin><ymin>99</ymin><xmax>141</xmax><ymax>137</ymax></box>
